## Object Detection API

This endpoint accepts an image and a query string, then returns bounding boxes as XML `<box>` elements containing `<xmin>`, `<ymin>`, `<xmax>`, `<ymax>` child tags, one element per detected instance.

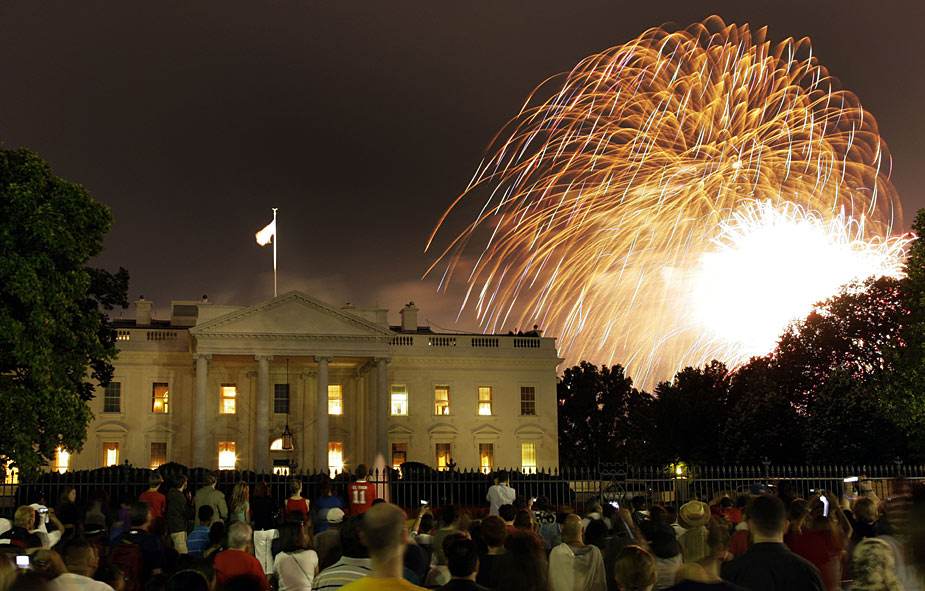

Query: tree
<box><xmin>557</xmin><ymin>362</ymin><xmax>655</xmax><ymax>465</ymax></box>
<box><xmin>0</xmin><ymin>148</ymin><xmax>128</xmax><ymax>477</ymax></box>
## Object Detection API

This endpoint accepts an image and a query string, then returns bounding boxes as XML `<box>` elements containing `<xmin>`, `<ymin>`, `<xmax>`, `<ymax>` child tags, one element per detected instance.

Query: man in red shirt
<box><xmin>348</xmin><ymin>464</ymin><xmax>378</xmax><ymax>515</ymax></box>
<box><xmin>138</xmin><ymin>474</ymin><xmax>166</xmax><ymax>534</ymax></box>
<box><xmin>213</xmin><ymin>522</ymin><xmax>270</xmax><ymax>590</ymax></box>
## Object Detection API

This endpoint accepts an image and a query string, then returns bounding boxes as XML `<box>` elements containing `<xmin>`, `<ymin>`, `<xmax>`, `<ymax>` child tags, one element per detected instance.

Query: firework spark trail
<box><xmin>426</xmin><ymin>16</ymin><xmax>907</xmax><ymax>388</ymax></box>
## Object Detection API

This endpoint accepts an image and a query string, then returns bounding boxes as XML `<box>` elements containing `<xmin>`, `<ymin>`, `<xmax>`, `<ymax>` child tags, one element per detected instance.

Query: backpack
<box><xmin>111</xmin><ymin>536</ymin><xmax>145</xmax><ymax>591</ymax></box>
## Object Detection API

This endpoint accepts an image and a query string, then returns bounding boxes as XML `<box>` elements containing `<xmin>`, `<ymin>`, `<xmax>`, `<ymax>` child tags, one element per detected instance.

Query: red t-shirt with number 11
<box><xmin>348</xmin><ymin>480</ymin><xmax>377</xmax><ymax>515</ymax></box>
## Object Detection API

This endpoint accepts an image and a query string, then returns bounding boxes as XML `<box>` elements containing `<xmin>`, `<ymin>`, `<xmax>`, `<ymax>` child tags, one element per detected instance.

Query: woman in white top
<box><xmin>273</xmin><ymin>521</ymin><xmax>319</xmax><ymax>591</ymax></box>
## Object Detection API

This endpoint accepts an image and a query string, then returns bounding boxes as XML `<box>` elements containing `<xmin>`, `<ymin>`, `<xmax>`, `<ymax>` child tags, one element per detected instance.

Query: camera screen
<box><xmin>16</xmin><ymin>555</ymin><xmax>29</xmax><ymax>568</ymax></box>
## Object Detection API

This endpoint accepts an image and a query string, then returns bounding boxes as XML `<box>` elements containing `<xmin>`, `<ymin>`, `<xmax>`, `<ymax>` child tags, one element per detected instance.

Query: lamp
<box><xmin>281</xmin><ymin>358</ymin><xmax>294</xmax><ymax>451</ymax></box>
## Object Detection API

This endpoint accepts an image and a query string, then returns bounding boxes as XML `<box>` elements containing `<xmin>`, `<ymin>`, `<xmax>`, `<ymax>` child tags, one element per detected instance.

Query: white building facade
<box><xmin>59</xmin><ymin>291</ymin><xmax>561</xmax><ymax>474</ymax></box>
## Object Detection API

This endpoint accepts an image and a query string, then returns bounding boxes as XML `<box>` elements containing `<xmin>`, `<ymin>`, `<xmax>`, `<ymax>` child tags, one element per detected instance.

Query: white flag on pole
<box><xmin>255</xmin><ymin>219</ymin><xmax>276</xmax><ymax>246</ymax></box>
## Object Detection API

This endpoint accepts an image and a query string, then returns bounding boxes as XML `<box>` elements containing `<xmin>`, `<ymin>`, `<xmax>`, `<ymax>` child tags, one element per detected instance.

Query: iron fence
<box><xmin>2</xmin><ymin>462</ymin><xmax>922</xmax><ymax>520</ymax></box>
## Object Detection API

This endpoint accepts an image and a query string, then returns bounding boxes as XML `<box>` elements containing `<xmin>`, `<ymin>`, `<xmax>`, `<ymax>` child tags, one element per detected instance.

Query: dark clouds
<box><xmin>1</xmin><ymin>0</ymin><xmax>922</xmax><ymax>329</ymax></box>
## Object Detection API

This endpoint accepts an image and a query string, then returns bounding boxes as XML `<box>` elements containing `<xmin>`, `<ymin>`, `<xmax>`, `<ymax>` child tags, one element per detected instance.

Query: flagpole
<box><xmin>272</xmin><ymin>207</ymin><xmax>278</xmax><ymax>298</ymax></box>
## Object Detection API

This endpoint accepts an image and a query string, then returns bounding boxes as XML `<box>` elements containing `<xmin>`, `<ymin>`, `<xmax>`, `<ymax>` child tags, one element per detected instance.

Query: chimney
<box><xmin>400</xmin><ymin>301</ymin><xmax>419</xmax><ymax>332</ymax></box>
<box><xmin>135</xmin><ymin>296</ymin><xmax>152</xmax><ymax>326</ymax></box>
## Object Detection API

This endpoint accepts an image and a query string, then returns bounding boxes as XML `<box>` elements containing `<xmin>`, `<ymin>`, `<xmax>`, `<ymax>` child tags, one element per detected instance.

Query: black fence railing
<box><xmin>2</xmin><ymin>462</ymin><xmax>922</xmax><ymax>520</ymax></box>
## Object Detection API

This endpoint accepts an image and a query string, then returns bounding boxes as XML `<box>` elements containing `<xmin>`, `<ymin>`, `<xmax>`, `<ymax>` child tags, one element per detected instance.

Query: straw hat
<box><xmin>680</xmin><ymin>501</ymin><xmax>710</xmax><ymax>528</ymax></box>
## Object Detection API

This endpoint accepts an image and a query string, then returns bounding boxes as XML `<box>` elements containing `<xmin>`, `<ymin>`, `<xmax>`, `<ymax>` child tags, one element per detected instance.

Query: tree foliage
<box><xmin>0</xmin><ymin>149</ymin><xmax>128</xmax><ymax>477</ymax></box>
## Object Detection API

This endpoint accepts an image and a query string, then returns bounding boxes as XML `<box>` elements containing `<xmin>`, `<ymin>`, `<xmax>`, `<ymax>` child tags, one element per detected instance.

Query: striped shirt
<box><xmin>313</xmin><ymin>556</ymin><xmax>373</xmax><ymax>591</ymax></box>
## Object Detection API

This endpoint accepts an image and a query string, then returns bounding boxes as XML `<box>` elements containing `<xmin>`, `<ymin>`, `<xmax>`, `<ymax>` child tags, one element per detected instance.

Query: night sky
<box><xmin>1</xmin><ymin>1</ymin><xmax>923</xmax><ymax>330</ymax></box>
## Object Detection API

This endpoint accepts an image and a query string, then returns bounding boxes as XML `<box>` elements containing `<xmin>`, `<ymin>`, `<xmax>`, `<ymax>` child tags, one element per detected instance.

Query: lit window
<box><xmin>273</xmin><ymin>460</ymin><xmax>291</xmax><ymax>476</ymax></box>
<box><xmin>391</xmin><ymin>443</ymin><xmax>407</xmax><ymax>470</ymax></box>
<box><xmin>270</xmin><ymin>438</ymin><xmax>284</xmax><ymax>451</ymax></box>
<box><xmin>521</xmin><ymin>442</ymin><xmax>537</xmax><ymax>474</ymax></box>
<box><xmin>152</xmin><ymin>383</ymin><xmax>169</xmax><ymax>414</ymax></box>
<box><xmin>435</xmin><ymin>443</ymin><xmax>451</xmax><ymax>471</ymax></box>
<box><xmin>274</xmin><ymin>384</ymin><xmax>290</xmax><ymax>414</ymax></box>
<box><xmin>520</xmin><ymin>386</ymin><xmax>536</xmax><ymax>416</ymax></box>
<box><xmin>3</xmin><ymin>463</ymin><xmax>19</xmax><ymax>485</ymax></box>
<box><xmin>328</xmin><ymin>384</ymin><xmax>343</xmax><ymax>415</ymax></box>
<box><xmin>479</xmin><ymin>443</ymin><xmax>493</xmax><ymax>474</ymax></box>
<box><xmin>103</xmin><ymin>442</ymin><xmax>120</xmax><ymax>467</ymax></box>
<box><xmin>218</xmin><ymin>441</ymin><xmax>237</xmax><ymax>470</ymax></box>
<box><xmin>149</xmin><ymin>442</ymin><xmax>167</xmax><ymax>470</ymax></box>
<box><xmin>434</xmin><ymin>386</ymin><xmax>450</xmax><ymax>416</ymax></box>
<box><xmin>390</xmin><ymin>385</ymin><xmax>408</xmax><ymax>416</ymax></box>
<box><xmin>54</xmin><ymin>447</ymin><xmax>70</xmax><ymax>474</ymax></box>
<box><xmin>328</xmin><ymin>442</ymin><xmax>344</xmax><ymax>474</ymax></box>
<box><xmin>220</xmin><ymin>384</ymin><xmax>237</xmax><ymax>414</ymax></box>
<box><xmin>478</xmin><ymin>386</ymin><xmax>493</xmax><ymax>415</ymax></box>
<box><xmin>103</xmin><ymin>382</ymin><xmax>121</xmax><ymax>413</ymax></box>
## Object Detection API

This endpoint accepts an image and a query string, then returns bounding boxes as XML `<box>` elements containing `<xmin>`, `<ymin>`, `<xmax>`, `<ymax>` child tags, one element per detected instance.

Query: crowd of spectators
<box><xmin>0</xmin><ymin>468</ymin><xmax>923</xmax><ymax>591</ymax></box>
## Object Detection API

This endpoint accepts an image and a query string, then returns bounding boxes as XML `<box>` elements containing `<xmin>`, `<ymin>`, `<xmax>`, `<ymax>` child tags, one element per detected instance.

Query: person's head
<box><xmin>746</xmin><ymin>495</ymin><xmax>787</xmax><ymax>540</ymax></box>
<box><xmin>355</xmin><ymin>464</ymin><xmax>369</xmax><ymax>480</ymax></box>
<box><xmin>372</xmin><ymin>498</ymin><xmax>386</xmax><ymax>507</ymax></box>
<box><xmin>166</xmin><ymin>569</ymin><xmax>211</xmax><ymax>591</ymax></box>
<box><xmin>418</xmin><ymin>513</ymin><xmax>434</xmax><ymax>534</ymax></box>
<box><xmin>441</xmin><ymin>505</ymin><xmax>459</xmax><ymax>527</ymax></box>
<box><xmin>203</xmin><ymin>473</ymin><xmax>217</xmax><ymax>488</ymax></box>
<box><xmin>340</xmin><ymin>515</ymin><xmax>368</xmax><ymax>558</ymax></box>
<box><xmin>586</xmin><ymin>501</ymin><xmax>603</xmax><ymax>515</ymax></box>
<box><xmin>326</xmin><ymin>507</ymin><xmax>346</xmax><ymax>528</ymax></box>
<box><xmin>289</xmin><ymin>479</ymin><xmax>302</xmax><ymax>497</ymax></box>
<box><xmin>648</xmin><ymin>505</ymin><xmax>667</xmax><ymax>525</ymax></box>
<box><xmin>498</xmin><ymin>504</ymin><xmax>516</xmax><ymax>523</ymax></box>
<box><xmin>445</xmin><ymin>536</ymin><xmax>480</xmax><ymax>579</ymax></box>
<box><xmin>560</xmin><ymin>514</ymin><xmax>581</xmax><ymax>544</ymax></box>
<box><xmin>59</xmin><ymin>487</ymin><xmax>76</xmax><ymax>505</ymax></box>
<box><xmin>198</xmin><ymin>505</ymin><xmax>214</xmax><ymax>525</ymax></box>
<box><xmin>129</xmin><ymin>501</ymin><xmax>151</xmax><ymax>529</ymax></box>
<box><xmin>227</xmin><ymin>521</ymin><xmax>252</xmax><ymax>551</ymax></box>
<box><xmin>585</xmin><ymin>518</ymin><xmax>608</xmax><ymax>549</ymax></box>
<box><xmin>630</xmin><ymin>496</ymin><xmax>646</xmax><ymax>511</ymax></box>
<box><xmin>513</xmin><ymin>510</ymin><xmax>532</xmax><ymax>530</ymax></box>
<box><xmin>853</xmin><ymin>497</ymin><xmax>879</xmax><ymax>524</ymax></box>
<box><xmin>787</xmin><ymin>498</ymin><xmax>808</xmax><ymax>531</ymax></box>
<box><xmin>13</xmin><ymin>506</ymin><xmax>35</xmax><ymax>529</ymax></box>
<box><xmin>706</xmin><ymin>521</ymin><xmax>731</xmax><ymax>557</ymax></box>
<box><xmin>208</xmin><ymin>522</ymin><xmax>226</xmax><ymax>547</ymax></box>
<box><xmin>480</xmin><ymin>515</ymin><xmax>507</xmax><ymax>549</ymax></box>
<box><xmin>613</xmin><ymin>545</ymin><xmax>656</xmax><ymax>591</ymax></box>
<box><xmin>851</xmin><ymin>538</ymin><xmax>901</xmax><ymax>590</ymax></box>
<box><xmin>664</xmin><ymin>504</ymin><xmax>678</xmax><ymax>525</ymax></box>
<box><xmin>497</xmin><ymin>470</ymin><xmax>509</xmax><ymax>484</ymax></box>
<box><xmin>231</xmin><ymin>482</ymin><xmax>249</xmax><ymax>507</ymax></box>
<box><xmin>61</xmin><ymin>541</ymin><xmax>99</xmax><ymax>577</ymax></box>
<box><xmin>496</xmin><ymin>530</ymin><xmax>548</xmax><ymax>590</ymax></box>
<box><xmin>360</xmin><ymin>503</ymin><xmax>408</xmax><ymax>561</ymax></box>
<box><xmin>171</xmin><ymin>474</ymin><xmax>188</xmax><ymax>491</ymax></box>
<box><xmin>253</xmin><ymin>481</ymin><xmax>270</xmax><ymax>498</ymax></box>
<box><xmin>278</xmin><ymin>522</ymin><xmax>310</xmax><ymax>553</ymax></box>
<box><xmin>220</xmin><ymin>575</ymin><xmax>264</xmax><ymax>591</ymax></box>
<box><xmin>148</xmin><ymin>473</ymin><xmax>164</xmax><ymax>491</ymax></box>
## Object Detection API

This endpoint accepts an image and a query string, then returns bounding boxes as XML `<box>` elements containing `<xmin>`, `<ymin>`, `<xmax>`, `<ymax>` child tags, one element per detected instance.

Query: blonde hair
<box><xmin>850</xmin><ymin>538</ymin><xmax>902</xmax><ymax>591</ymax></box>
<box><xmin>231</xmin><ymin>482</ymin><xmax>249</xmax><ymax>513</ymax></box>
<box><xmin>13</xmin><ymin>506</ymin><xmax>35</xmax><ymax>529</ymax></box>
<box><xmin>614</xmin><ymin>545</ymin><xmax>656</xmax><ymax>591</ymax></box>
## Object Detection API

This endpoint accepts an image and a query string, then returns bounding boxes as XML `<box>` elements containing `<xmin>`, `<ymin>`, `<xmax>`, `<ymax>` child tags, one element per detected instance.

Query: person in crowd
<box><xmin>315</xmin><ymin>480</ymin><xmax>346</xmax><ymax>534</ymax></box>
<box><xmin>410</xmin><ymin>507</ymin><xmax>434</xmax><ymax>547</ymax></box>
<box><xmin>785</xmin><ymin>493</ymin><xmax>852</xmax><ymax>591</ymax></box>
<box><xmin>203</xmin><ymin>522</ymin><xmax>226</xmax><ymax>560</ymax></box>
<box><xmin>613</xmin><ymin>545</ymin><xmax>656</xmax><ymax>591</ymax></box>
<box><xmin>315</xmin><ymin>508</ymin><xmax>346</xmax><ymax>571</ymax></box>
<box><xmin>850</xmin><ymin>497</ymin><xmax>879</xmax><ymax>544</ymax></box>
<box><xmin>678</xmin><ymin>501</ymin><xmax>710</xmax><ymax>563</ymax></box>
<box><xmin>165</xmin><ymin>475</ymin><xmax>190</xmax><ymax>554</ymax></box>
<box><xmin>52</xmin><ymin>541</ymin><xmax>112</xmax><ymax>591</ymax></box>
<box><xmin>848</xmin><ymin>537</ymin><xmax>903</xmax><ymax>591</ymax></box>
<box><xmin>273</xmin><ymin>521</ymin><xmax>319</xmax><ymax>591</ymax></box>
<box><xmin>339</xmin><ymin>503</ymin><xmax>426</xmax><ymax>591</ymax></box>
<box><xmin>313</xmin><ymin>516</ymin><xmax>371</xmax><ymax>591</ymax></box>
<box><xmin>476</xmin><ymin>515</ymin><xmax>506</xmax><ymax>589</ymax></box>
<box><xmin>582</xmin><ymin>501</ymin><xmax>609</xmax><ymax>532</ymax></box>
<box><xmin>666</xmin><ymin>505</ymin><xmax>685</xmax><ymax>540</ymax></box>
<box><xmin>194</xmin><ymin>473</ymin><xmax>228</xmax><ymax>526</ymax></box>
<box><xmin>549</xmin><ymin>514</ymin><xmax>606</xmax><ymax>591</ymax></box>
<box><xmin>213</xmin><ymin>522</ymin><xmax>269</xmax><ymax>590</ymax></box>
<box><xmin>784</xmin><ymin>499</ymin><xmax>809</xmax><ymax>544</ymax></box>
<box><xmin>166</xmin><ymin>568</ymin><xmax>212</xmax><ymax>591</ymax></box>
<box><xmin>250</xmin><ymin>481</ymin><xmax>276</xmax><ymax>532</ymax></box>
<box><xmin>513</xmin><ymin>510</ymin><xmax>534</xmax><ymax>532</ymax></box>
<box><xmin>348</xmin><ymin>466</ymin><xmax>377</xmax><ymax>516</ymax></box>
<box><xmin>432</xmin><ymin>506</ymin><xmax>463</xmax><ymax>567</ymax></box>
<box><xmin>438</xmin><ymin>536</ymin><xmax>488</xmax><ymax>591</ymax></box>
<box><xmin>721</xmin><ymin>495</ymin><xmax>824</xmax><ymax>591</ymax></box>
<box><xmin>667</xmin><ymin>563</ymin><xmax>746</xmax><ymax>591</ymax></box>
<box><xmin>585</xmin><ymin>519</ymin><xmax>609</xmax><ymax>551</ymax></box>
<box><xmin>875</xmin><ymin>478</ymin><xmax>921</xmax><ymax>589</ymax></box>
<box><xmin>631</xmin><ymin>497</ymin><xmax>649</xmax><ymax>530</ymax></box>
<box><xmin>138</xmin><ymin>474</ymin><xmax>166</xmax><ymax>535</ymax></box>
<box><xmin>533</xmin><ymin>497</ymin><xmax>561</xmax><ymax>551</ymax></box>
<box><xmin>487</xmin><ymin>471</ymin><xmax>517</xmax><ymax>517</ymax></box>
<box><xmin>498</xmin><ymin>504</ymin><xmax>517</xmax><ymax>534</ymax></box>
<box><xmin>8</xmin><ymin>506</ymin><xmax>43</xmax><ymax>550</ymax></box>
<box><xmin>186</xmin><ymin>505</ymin><xmax>214</xmax><ymax>557</ymax></box>
<box><xmin>55</xmin><ymin>487</ymin><xmax>79</xmax><ymax>540</ymax></box>
<box><xmin>426</xmin><ymin>532</ymin><xmax>470</xmax><ymax>588</ymax></box>
<box><xmin>230</xmin><ymin>482</ymin><xmax>251</xmax><ymax>524</ymax></box>
<box><xmin>94</xmin><ymin>563</ymin><xmax>126</xmax><ymax>591</ymax></box>
<box><xmin>285</xmin><ymin>479</ymin><xmax>310</xmax><ymax>523</ymax></box>
<box><xmin>696</xmin><ymin>522</ymin><xmax>732</xmax><ymax>581</ymax></box>
<box><xmin>112</xmin><ymin>502</ymin><xmax>165</xmax><ymax>585</ymax></box>
<box><xmin>492</xmin><ymin>529</ymin><xmax>548</xmax><ymax>591</ymax></box>
<box><xmin>642</xmin><ymin>506</ymin><xmax>682</xmax><ymax>590</ymax></box>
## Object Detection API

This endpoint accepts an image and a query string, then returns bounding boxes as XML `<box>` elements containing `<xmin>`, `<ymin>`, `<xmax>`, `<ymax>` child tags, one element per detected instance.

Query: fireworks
<box><xmin>426</xmin><ymin>16</ymin><xmax>907</xmax><ymax>387</ymax></box>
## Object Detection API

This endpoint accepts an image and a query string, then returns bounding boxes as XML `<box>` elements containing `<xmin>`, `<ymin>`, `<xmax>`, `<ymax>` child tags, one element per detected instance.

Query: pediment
<box><xmin>471</xmin><ymin>424</ymin><xmax>503</xmax><ymax>437</ymax></box>
<box><xmin>515</xmin><ymin>423</ymin><xmax>547</xmax><ymax>438</ymax></box>
<box><xmin>190</xmin><ymin>291</ymin><xmax>394</xmax><ymax>339</ymax></box>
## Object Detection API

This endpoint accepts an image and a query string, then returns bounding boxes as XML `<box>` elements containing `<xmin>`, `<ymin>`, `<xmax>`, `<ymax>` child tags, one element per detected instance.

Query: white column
<box><xmin>255</xmin><ymin>355</ymin><xmax>272</xmax><ymax>473</ymax></box>
<box><xmin>315</xmin><ymin>356</ymin><xmax>330</xmax><ymax>471</ymax></box>
<box><xmin>194</xmin><ymin>354</ymin><xmax>211</xmax><ymax>467</ymax></box>
<box><xmin>375</xmin><ymin>358</ymin><xmax>389</xmax><ymax>461</ymax></box>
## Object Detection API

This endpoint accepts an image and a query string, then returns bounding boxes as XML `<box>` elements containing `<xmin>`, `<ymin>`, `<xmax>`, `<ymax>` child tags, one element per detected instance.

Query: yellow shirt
<box><xmin>340</xmin><ymin>576</ymin><xmax>427</xmax><ymax>591</ymax></box>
